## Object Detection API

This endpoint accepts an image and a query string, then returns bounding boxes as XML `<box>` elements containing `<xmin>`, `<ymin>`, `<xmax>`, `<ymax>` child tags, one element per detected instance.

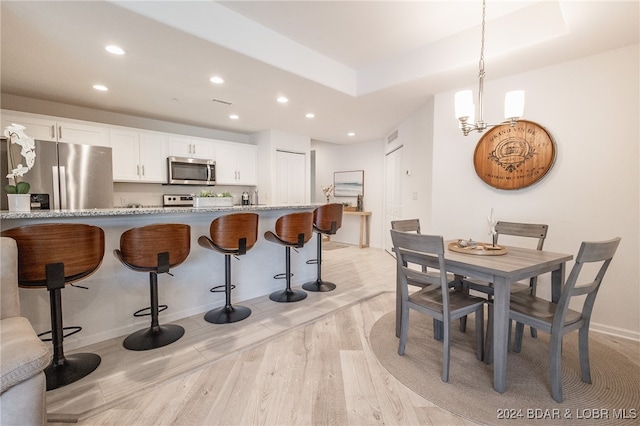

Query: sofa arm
<box><xmin>0</xmin><ymin>317</ymin><xmax>51</xmax><ymax>394</ymax></box>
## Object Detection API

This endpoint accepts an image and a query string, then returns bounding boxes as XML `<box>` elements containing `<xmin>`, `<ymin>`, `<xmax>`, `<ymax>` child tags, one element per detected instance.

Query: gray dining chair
<box><xmin>390</xmin><ymin>219</ymin><xmax>462</xmax><ymax>341</ymax></box>
<box><xmin>462</xmin><ymin>221</ymin><xmax>548</xmax><ymax>361</ymax></box>
<box><xmin>509</xmin><ymin>237</ymin><xmax>621</xmax><ymax>402</ymax></box>
<box><xmin>390</xmin><ymin>230</ymin><xmax>486</xmax><ymax>382</ymax></box>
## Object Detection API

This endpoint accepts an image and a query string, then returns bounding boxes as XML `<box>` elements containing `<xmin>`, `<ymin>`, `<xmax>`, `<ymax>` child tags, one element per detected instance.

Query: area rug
<box><xmin>370</xmin><ymin>312</ymin><xmax>640</xmax><ymax>425</ymax></box>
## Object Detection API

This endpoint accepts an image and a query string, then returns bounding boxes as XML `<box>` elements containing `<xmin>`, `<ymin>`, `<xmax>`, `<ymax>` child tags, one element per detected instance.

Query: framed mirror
<box><xmin>334</xmin><ymin>170</ymin><xmax>364</xmax><ymax>197</ymax></box>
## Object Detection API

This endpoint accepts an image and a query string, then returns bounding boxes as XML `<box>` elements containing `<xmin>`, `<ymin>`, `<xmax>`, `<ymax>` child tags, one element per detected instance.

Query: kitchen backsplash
<box><xmin>113</xmin><ymin>182</ymin><xmax>256</xmax><ymax>207</ymax></box>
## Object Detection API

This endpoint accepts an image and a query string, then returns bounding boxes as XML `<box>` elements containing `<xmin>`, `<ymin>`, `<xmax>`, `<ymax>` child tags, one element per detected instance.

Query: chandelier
<box><xmin>455</xmin><ymin>0</ymin><xmax>525</xmax><ymax>136</ymax></box>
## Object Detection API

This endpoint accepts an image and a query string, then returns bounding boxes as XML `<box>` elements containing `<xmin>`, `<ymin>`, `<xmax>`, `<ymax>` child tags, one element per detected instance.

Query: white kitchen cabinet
<box><xmin>214</xmin><ymin>142</ymin><xmax>257</xmax><ymax>185</ymax></box>
<box><xmin>1</xmin><ymin>111</ymin><xmax>109</xmax><ymax>146</ymax></box>
<box><xmin>167</xmin><ymin>135</ymin><xmax>214</xmax><ymax>159</ymax></box>
<box><xmin>110</xmin><ymin>128</ymin><xmax>167</xmax><ymax>183</ymax></box>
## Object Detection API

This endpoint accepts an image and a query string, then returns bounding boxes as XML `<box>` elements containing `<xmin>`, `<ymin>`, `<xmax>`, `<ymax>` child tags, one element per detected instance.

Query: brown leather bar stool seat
<box><xmin>264</xmin><ymin>212</ymin><xmax>314</xmax><ymax>303</ymax></box>
<box><xmin>1</xmin><ymin>223</ymin><xmax>105</xmax><ymax>390</ymax></box>
<box><xmin>198</xmin><ymin>213</ymin><xmax>258</xmax><ymax>324</ymax></box>
<box><xmin>302</xmin><ymin>203</ymin><xmax>343</xmax><ymax>292</ymax></box>
<box><xmin>114</xmin><ymin>223</ymin><xmax>190</xmax><ymax>351</ymax></box>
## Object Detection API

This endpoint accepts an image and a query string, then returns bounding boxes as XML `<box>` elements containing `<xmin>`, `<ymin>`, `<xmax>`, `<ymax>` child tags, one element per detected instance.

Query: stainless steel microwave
<box><xmin>167</xmin><ymin>156</ymin><xmax>216</xmax><ymax>185</ymax></box>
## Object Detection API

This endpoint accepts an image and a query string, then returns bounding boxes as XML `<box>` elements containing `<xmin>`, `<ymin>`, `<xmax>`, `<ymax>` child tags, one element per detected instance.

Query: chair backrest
<box><xmin>1</xmin><ymin>223</ymin><xmax>105</xmax><ymax>287</ymax></box>
<box><xmin>553</xmin><ymin>237</ymin><xmax>621</xmax><ymax>330</ymax></box>
<box><xmin>495</xmin><ymin>221</ymin><xmax>548</xmax><ymax>290</ymax></box>
<box><xmin>390</xmin><ymin>230</ymin><xmax>450</xmax><ymax>312</ymax></box>
<box><xmin>314</xmin><ymin>203</ymin><xmax>343</xmax><ymax>234</ymax></box>
<box><xmin>391</xmin><ymin>219</ymin><xmax>421</xmax><ymax>234</ymax></box>
<box><xmin>118</xmin><ymin>223</ymin><xmax>190</xmax><ymax>270</ymax></box>
<box><xmin>495</xmin><ymin>221</ymin><xmax>548</xmax><ymax>250</ymax></box>
<box><xmin>275</xmin><ymin>212</ymin><xmax>314</xmax><ymax>246</ymax></box>
<box><xmin>209</xmin><ymin>213</ymin><xmax>259</xmax><ymax>252</ymax></box>
<box><xmin>391</xmin><ymin>219</ymin><xmax>429</xmax><ymax>274</ymax></box>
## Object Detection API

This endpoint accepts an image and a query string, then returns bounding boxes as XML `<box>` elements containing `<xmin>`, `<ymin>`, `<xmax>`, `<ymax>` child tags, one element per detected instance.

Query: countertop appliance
<box><xmin>167</xmin><ymin>156</ymin><xmax>215</xmax><ymax>186</ymax></box>
<box><xmin>2</xmin><ymin>139</ymin><xmax>113</xmax><ymax>210</ymax></box>
<box><xmin>163</xmin><ymin>194</ymin><xmax>194</xmax><ymax>207</ymax></box>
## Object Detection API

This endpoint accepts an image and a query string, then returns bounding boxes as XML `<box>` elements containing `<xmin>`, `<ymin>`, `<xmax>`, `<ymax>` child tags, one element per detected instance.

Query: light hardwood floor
<box><xmin>47</xmin><ymin>243</ymin><xmax>638</xmax><ymax>426</ymax></box>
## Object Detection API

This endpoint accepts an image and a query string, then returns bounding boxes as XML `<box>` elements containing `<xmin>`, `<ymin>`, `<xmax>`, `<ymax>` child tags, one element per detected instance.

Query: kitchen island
<box><xmin>1</xmin><ymin>204</ymin><xmax>320</xmax><ymax>350</ymax></box>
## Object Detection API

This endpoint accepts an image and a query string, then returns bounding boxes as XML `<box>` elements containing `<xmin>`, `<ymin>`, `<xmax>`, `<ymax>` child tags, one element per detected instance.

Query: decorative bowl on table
<box><xmin>448</xmin><ymin>239</ymin><xmax>507</xmax><ymax>256</ymax></box>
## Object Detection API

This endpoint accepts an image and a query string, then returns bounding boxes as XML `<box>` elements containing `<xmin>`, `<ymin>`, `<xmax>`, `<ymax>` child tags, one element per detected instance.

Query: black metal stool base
<box><xmin>123</xmin><ymin>324</ymin><xmax>185</xmax><ymax>351</ymax></box>
<box><xmin>204</xmin><ymin>305</ymin><xmax>251</xmax><ymax>324</ymax></box>
<box><xmin>269</xmin><ymin>288</ymin><xmax>307</xmax><ymax>303</ymax></box>
<box><xmin>45</xmin><ymin>353</ymin><xmax>101</xmax><ymax>391</ymax></box>
<box><xmin>302</xmin><ymin>279</ymin><xmax>336</xmax><ymax>292</ymax></box>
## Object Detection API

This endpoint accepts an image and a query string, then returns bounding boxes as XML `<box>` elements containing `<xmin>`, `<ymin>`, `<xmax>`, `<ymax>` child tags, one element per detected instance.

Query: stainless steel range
<box><xmin>163</xmin><ymin>194</ymin><xmax>194</xmax><ymax>207</ymax></box>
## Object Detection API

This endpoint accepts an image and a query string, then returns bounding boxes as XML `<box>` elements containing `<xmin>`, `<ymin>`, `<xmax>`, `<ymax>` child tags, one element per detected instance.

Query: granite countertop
<box><xmin>0</xmin><ymin>204</ymin><xmax>321</xmax><ymax>220</ymax></box>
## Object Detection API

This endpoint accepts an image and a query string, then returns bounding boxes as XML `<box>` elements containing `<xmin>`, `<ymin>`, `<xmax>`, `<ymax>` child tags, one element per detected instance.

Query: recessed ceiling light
<box><xmin>92</xmin><ymin>84</ymin><xmax>108</xmax><ymax>91</ymax></box>
<box><xmin>210</xmin><ymin>76</ymin><xmax>224</xmax><ymax>84</ymax></box>
<box><xmin>229</xmin><ymin>114</ymin><xmax>239</xmax><ymax>120</ymax></box>
<box><xmin>348</xmin><ymin>132</ymin><xmax>355</xmax><ymax>136</ymax></box>
<box><xmin>277</xmin><ymin>96</ymin><xmax>288</xmax><ymax>103</ymax></box>
<box><xmin>105</xmin><ymin>45</ymin><xmax>126</xmax><ymax>55</ymax></box>
<box><xmin>305</xmin><ymin>113</ymin><xmax>315</xmax><ymax>119</ymax></box>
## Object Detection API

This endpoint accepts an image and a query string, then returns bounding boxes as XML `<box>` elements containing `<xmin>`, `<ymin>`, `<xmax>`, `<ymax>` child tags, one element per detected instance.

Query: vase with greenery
<box><xmin>196</xmin><ymin>190</ymin><xmax>232</xmax><ymax>198</ymax></box>
<box><xmin>4</xmin><ymin>123</ymin><xmax>36</xmax><ymax>194</ymax></box>
<box><xmin>194</xmin><ymin>190</ymin><xmax>233</xmax><ymax>207</ymax></box>
<box><xmin>321</xmin><ymin>184</ymin><xmax>334</xmax><ymax>203</ymax></box>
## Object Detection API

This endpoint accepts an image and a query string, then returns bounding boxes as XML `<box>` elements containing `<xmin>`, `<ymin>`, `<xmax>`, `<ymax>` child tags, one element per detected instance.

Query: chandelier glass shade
<box><xmin>455</xmin><ymin>0</ymin><xmax>525</xmax><ymax>136</ymax></box>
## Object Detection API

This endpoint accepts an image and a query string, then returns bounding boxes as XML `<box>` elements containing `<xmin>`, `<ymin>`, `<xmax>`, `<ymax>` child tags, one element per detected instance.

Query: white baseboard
<box><xmin>591</xmin><ymin>322</ymin><xmax>640</xmax><ymax>342</ymax></box>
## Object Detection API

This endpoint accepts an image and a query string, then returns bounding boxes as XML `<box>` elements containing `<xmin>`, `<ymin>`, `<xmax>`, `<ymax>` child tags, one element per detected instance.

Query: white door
<box><xmin>275</xmin><ymin>150</ymin><xmax>305</xmax><ymax>204</ymax></box>
<box><xmin>384</xmin><ymin>146</ymin><xmax>403</xmax><ymax>254</ymax></box>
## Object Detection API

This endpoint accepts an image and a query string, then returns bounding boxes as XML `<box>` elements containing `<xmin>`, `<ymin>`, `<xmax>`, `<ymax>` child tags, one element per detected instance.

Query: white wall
<box><xmin>384</xmin><ymin>97</ymin><xmax>435</xmax><ymax>230</ymax></box>
<box><xmin>431</xmin><ymin>45</ymin><xmax>639</xmax><ymax>339</ymax></box>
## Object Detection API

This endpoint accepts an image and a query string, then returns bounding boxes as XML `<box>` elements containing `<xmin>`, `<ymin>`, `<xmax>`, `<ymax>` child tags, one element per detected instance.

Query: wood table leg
<box><xmin>493</xmin><ymin>277</ymin><xmax>510</xmax><ymax>393</ymax></box>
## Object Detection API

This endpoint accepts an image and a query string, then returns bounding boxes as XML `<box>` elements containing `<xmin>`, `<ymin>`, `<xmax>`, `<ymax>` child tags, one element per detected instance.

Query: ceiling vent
<box><xmin>387</xmin><ymin>130</ymin><xmax>398</xmax><ymax>143</ymax></box>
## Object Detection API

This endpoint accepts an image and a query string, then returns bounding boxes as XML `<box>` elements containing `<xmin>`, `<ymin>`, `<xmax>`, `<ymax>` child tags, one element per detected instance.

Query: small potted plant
<box><xmin>321</xmin><ymin>184</ymin><xmax>334</xmax><ymax>203</ymax></box>
<box><xmin>4</xmin><ymin>123</ymin><xmax>36</xmax><ymax>211</ymax></box>
<box><xmin>194</xmin><ymin>190</ymin><xmax>233</xmax><ymax>208</ymax></box>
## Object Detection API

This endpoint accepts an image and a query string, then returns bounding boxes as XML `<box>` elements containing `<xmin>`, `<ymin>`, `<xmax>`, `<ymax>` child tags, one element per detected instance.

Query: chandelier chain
<box><xmin>479</xmin><ymin>0</ymin><xmax>486</xmax><ymax>75</ymax></box>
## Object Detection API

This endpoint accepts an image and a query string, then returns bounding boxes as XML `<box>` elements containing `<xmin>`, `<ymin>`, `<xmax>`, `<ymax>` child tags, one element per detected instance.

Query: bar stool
<box><xmin>1</xmin><ymin>223</ymin><xmax>105</xmax><ymax>390</ymax></box>
<box><xmin>264</xmin><ymin>211</ymin><xmax>314</xmax><ymax>302</ymax></box>
<box><xmin>198</xmin><ymin>213</ymin><xmax>258</xmax><ymax>324</ymax></box>
<box><xmin>302</xmin><ymin>203</ymin><xmax>343</xmax><ymax>292</ymax></box>
<box><xmin>114</xmin><ymin>223</ymin><xmax>190</xmax><ymax>351</ymax></box>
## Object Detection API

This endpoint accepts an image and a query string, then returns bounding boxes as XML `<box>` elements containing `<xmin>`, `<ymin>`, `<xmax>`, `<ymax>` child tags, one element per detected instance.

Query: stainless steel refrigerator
<box><xmin>2</xmin><ymin>139</ymin><xmax>113</xmax><ymax>210</ymax></box>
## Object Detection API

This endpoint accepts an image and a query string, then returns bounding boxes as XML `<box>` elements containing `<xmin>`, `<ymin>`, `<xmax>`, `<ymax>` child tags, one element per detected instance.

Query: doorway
<box><xmin>275</xmin><ymin>150</ymin><xmax>306</xmax><ymax>204</ymax></box>
<box><xmin>384</xmin><ymin>146</ymin><xmax>403</xmax><ymax>254</ymax></box>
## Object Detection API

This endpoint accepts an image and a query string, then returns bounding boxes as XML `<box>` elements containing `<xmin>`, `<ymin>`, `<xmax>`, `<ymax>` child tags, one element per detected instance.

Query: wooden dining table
<box><xmin>395</xmin><ymin>241</ymin><xmax>573</xmax><ymax>394</ymax></box>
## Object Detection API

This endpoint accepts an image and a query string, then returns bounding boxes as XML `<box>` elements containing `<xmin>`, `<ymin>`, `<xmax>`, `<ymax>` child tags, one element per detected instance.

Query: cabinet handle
<box><xmin>142</xmin><ymin>165</ymin><xmax>145</xmax><ymax>176</ymax></box>
<box><xmin>51</xmin><ymin>125</ymin><xmax>55</xmax><ymax>139</ymax></box>
<box><xmin>237</xmin><ymin>171</ymin><xmax>240</xmax><ymax>180</ymax></box>
<box><xmin>137</xmin><ymin>165</ymin><xmax>140</xmax><ymax>176</ymax></box>
<box><xmin>58</xmin><ymin>126</ymin><xmax>62</xmax><ymax>139</ymax></box>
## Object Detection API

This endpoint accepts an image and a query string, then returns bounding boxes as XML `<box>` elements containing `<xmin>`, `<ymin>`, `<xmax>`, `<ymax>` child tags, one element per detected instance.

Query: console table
<box><xmin>344</xmin><ymin>210</ymin><xmax>371</xmax><ymax>248</ymax></box>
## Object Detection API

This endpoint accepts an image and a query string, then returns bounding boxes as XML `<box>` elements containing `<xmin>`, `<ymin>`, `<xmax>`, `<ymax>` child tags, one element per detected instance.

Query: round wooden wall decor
<box><xmin>473</xmin><ymin>120</ymin><xmax>556</xmax><ymax>190</ymax></box>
